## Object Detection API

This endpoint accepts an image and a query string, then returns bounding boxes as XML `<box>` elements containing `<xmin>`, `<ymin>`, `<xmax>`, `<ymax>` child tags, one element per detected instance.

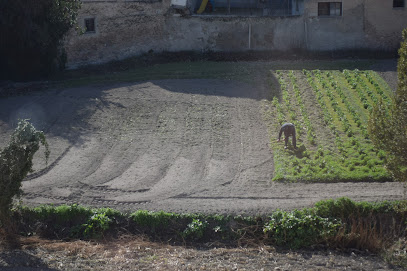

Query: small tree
<box><xmin>369</xmin><ymin>28</ymin><xmax>407</xmax><ymax>182</ymax></box>
<box><xmin>0</xmin><ymin>120</ymin><xmax>49</xmax><ymax>224</ymax></box>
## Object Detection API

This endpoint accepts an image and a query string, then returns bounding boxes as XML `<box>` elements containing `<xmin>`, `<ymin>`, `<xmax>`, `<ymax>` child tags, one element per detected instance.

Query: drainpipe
<box><xmin>249</xmin><ymin>24</ymin><xmax>252</xmax><ymax>50</ymax></box>
<box><xmin>304</xmin><ymin>19</ymin><xmax>308</xmax><ymax>50</ymax></box>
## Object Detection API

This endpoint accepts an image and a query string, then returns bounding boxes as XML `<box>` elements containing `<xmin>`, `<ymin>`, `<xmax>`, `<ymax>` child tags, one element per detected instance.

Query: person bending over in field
<box><xmin>277</xmin><ymin>123</ymin><xmax>297</xmax><ymax>149</ymax></box>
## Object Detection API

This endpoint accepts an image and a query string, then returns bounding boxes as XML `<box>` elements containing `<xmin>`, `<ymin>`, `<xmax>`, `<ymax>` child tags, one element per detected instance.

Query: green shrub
<box><xmin>95</xmin><ymin>207</ymin><xmax>122</xmax><ymax>218</ymax></box>
<box><xmin>83</xmin><ymin>208</ymin><xmax>122</xmax><ymax>239</ymax></box>
<box><xmin>130</xmin><ymin>210</ymin><xmax>182</xmax><ymax>231</ymax></box>
<box><xmin>315</xmin><ymin>198</ymin><xmax>361</xmax><ymax>219</ymax></box>
<box><xmin>81</xmin><ymin>212</ymin><xmax>112</xmax><ymax>239</ymax></box>
<box><xmin>264</xmin><ymin>209</ymin><xmax>341</xmax><ymax>249</ymax></box>
<box><xmin>16</xmin><ymin>204</ymin><xmax>122</xmax><ymax>239</ymax></box>
<box><xmin>369</xmin><ymin>28</ymin><xmax>407</xmax><ymax>182</ymax></box>
<box><xmin>315</xmin><ymin>197</ymin><xmax>407</xmax><ymax>219</ymax></box>
<box><xmin>182</xmin><ymin>218</ymin><xmax>209</xmax><ymax>240</ymax></box>
<box><xmin>32</xmin><ymin>204</ymin><xmax>92</xmax><ymax>225</ymax></box>
<box><xmin>0</xmin><ymin>120</ymin><xmax>49</xmax><ymax>224</ymax></box>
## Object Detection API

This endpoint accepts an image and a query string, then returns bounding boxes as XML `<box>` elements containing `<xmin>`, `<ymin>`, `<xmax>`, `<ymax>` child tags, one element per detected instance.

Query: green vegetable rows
<box><xmin>266</xmin><ymin>69</ymin><xmax>392</xmax><ymax>182</ymax></box>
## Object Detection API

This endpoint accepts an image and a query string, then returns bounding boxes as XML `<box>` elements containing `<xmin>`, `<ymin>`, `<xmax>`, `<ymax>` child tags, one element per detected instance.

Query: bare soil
<box><xmin>0</xmin><ymin>60</ymin><xmax>405</xmax><ymax>215</ymax></box>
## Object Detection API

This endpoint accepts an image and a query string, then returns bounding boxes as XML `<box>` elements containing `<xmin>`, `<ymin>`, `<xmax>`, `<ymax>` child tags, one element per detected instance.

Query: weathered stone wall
<box><xmin>65</xmin><ymin>0</ymin><xmax>305</xmax><ymax>68</ymax></box>
<box><xmin>65</xmin><ymin>0</ymin><xmax>171</xmax><ymax>67</ymax></box>
<box><xmin>304</xmin><ymin>0</ymin><xmax>407</xmax><ymax>51</ymax></box>
<box><xmin>64</xmin><ymin>0</ymin><xmax>407</xmax><ymax>68</ymax></box>
<box><xmin>164</xmin><ymin>16</ymin><xmax>305</xmax><ymax>52</ymax></box>
<box><xmin>304</xmin><ymin>0</ymin><xmax>366</xmax><ymax>51</ymax></box>
<box><xmin>364</xmin><ymin>0</ymin><xmax>407</xmax><ymax>50</ymax></box>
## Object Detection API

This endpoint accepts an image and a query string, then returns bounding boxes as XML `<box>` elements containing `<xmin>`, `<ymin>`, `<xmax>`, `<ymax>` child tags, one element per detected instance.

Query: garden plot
<box><xmin>264</xmin><ymin>69</ymin><xmax>394</xmax><ymax>182</ymax></box>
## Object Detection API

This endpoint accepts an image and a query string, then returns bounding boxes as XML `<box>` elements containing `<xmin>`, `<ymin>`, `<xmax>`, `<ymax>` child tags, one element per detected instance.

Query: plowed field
<box><xmin>0</xmin><ymin>60</ymin><xmax>404</xmax><ymax>214</ymax></box>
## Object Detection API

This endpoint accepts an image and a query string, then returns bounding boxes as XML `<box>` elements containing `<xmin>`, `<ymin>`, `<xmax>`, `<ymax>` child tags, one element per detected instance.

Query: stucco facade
<box><xmin>65</xmin><ymin>0</ymin><xmax>407</xmax><ymax>68</ymax></box>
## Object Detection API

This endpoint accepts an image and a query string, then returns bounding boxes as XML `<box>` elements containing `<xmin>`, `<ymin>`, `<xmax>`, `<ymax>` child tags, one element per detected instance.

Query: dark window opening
<box><xmin>318</xmin><ymin>2</ymin><xmax>342</xmax><ymax>16</ymax></box>
<box><xmin>393</xmin><ymin>0</ymin><xmax>405</xmax><ymax>8</ymax></box>
<box><xmin>85</xmin><ymin>18</ymin><xmax>95</xmax><ymax>33</ymax></box>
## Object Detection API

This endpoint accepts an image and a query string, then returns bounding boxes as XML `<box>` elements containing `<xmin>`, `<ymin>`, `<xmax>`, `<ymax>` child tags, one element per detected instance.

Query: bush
<box><xmin>81</xmin><ymin>212</ymin><xmax>112</xmax><ymax>239</ymax></box>
<box><xmin>182</xmin><ymin>218</ymin><xmax>209</xmax><ymax>240</ymax></box>
<box><xmin>130</xmin><ymin>210</ymin><xmax>183</xmax><ymax>232</ymax></box>
<box><xmin>17</xmin><ymin>204</ymin><xmax>122</xmax><ymax>239</ymax></box>
<box><xmin>314</xmin><ymin>198</ymin><xmax>407</xmax><ymax>252</ymax></box>
<box><xmin>314</xmin><ymin>197</ymin><xmax>407</xmax><ymax>219</ymax></box>
<box><xmin>263</xmin><ymin>209</ymin><xmax>341</xmax><ymax>248</ymax></box>
<box><xmin>314</xmin><ymin>197</ymin><xmax>358</xmax><ymax>219</ymax></box>
<box><xmin>30</xmin><ymin>204</ymin><xmax>92</xmax><ymax>224</ymax></box>
<box><xmin>369</xmin><ymin>28</ymin><xmax>407</xmax><ymax>182</ymax></box>
<box><xmin>0</xmin><ymin>120</ymin><xmax>49</xmax><ymax>224</ymax></box>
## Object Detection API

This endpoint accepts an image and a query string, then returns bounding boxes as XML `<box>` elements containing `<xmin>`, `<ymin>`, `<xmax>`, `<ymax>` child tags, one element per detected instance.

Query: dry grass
<box><xmin>1</xmin><ymin>233</ymin><xmax>402</xmax><ymax>270</ymax></box>
<box><xmin>329</xmin><ymin>219</ymin><xmax>386</xmax><ymax>252</ymax></box>
<box><xmin>384</xmin><ymin>238</ymin><xmax>407</xmax><ymax>268</ymax></box>
<box><xmin>326</xmin><ymin>214</ymin><xmax>406</xmax><ymax>258</ymax></box>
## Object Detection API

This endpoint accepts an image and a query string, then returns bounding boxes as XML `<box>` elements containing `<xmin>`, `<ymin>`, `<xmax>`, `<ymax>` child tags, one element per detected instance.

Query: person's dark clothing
<box><xmin>278</xmin><ymin>123</ymin><xmax>296</xmax><ymax>148</ymax></box>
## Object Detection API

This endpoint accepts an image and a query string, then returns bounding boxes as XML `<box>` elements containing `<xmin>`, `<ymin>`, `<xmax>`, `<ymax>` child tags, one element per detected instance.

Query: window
<box><xmin>318</xmin><ymin>2</ymin><xmax>342</xmax><ymax>16</ymax></box>
<box><xmin>84</xmin><ymin>18</ymin><xmax>95</xmax><ymax>33</ymax></box>
<box><xmin>393</xmin><ymin>0</ymin><xmax>405</xmax><ymax>8</ymax></box>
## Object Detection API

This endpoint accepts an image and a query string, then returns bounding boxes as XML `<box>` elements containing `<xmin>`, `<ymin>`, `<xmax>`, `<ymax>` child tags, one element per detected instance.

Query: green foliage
<box><xmin>0</xmin><ymin>0</ymin><xmax>81</xmax><ymax>80</ymax></box>
<box><xmin>31</xmin><ymin>204</ymin><xmax>92</xmax><ymax>224</ymax></box>
<box><xmin>314</xmin><ymin>198</ymin><xmax>407</xmax><ymax>256</ymax></box>
<box><xmin>182</xmin><ymin>218</ymin><xmax>209</xmax><ymax>240</ymax></box>
<box><xmin>314</xmin><ymin>197</ymin><xmax>407</xmax><ymax>219</ymax></box>
<box><xmin>80</xmin><ymin>208</ymin><xmax>123</xmax><ymax>239</ymax></box>
<box><xmin>81</xmin><ymin>212</ymin><xmax>112</xmax><ymax>239</ymax></box>
<box><xmin>233</xmin><ymin>215</ymin><xmax>257</xmax><ymax>225</ymax></box>
<box><xmin>0</xmin><ymin>120</ymin><xmax>49</xmax><ymax>223</ymax></box>
<box><xmin>264</xmin><ymin>198</ymin><xmax>407</xmax><ymax>250</ymax></box>
<box><xmin>369</xmin><ymin>28</ymin><xmax>407</xmax><ymax>182</ymax></box>
<box><xmin>129</xmin><ymin>210</ymin><xmax>229</xmax><ymax>239</ymax></box>
<box><xmin>130</xmin><ymin>210</ymin><xmax>183</xmax><ymax>231</ymax></box>
<box><xmin>263</xmin><ymin>209</ymin><xmax>341</xmax><ymax>248</ymax></box>
<box><xmin>16</xmin><ymin>204</ymin><xmax>122</xmax><ymax>239</ymax></box>
<box><xmin>314</xmin><ymin>197</ymin><xmax>359</xmax><ymax>219</ymax></box>
<box><xmin>10</xmin><ymin>198</ymin><xmax>407</xmax><ymax>259</ymax></box>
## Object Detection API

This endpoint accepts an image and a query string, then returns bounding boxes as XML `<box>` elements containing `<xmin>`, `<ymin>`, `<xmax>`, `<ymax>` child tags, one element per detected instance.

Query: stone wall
<box><xmin>364</xmin><ymin>0</ymin><xmax>407</xmax><ymax>50</ymax></box>
<box><xmin>304</xmin><ymin>0</ymin><xmax>366</xmax><ymax>51</ymax></box>
<box><xmin>304</xmin><ymin>0</ymin><xmax>407</xmax><ymax>51</ymax></box>
<box><xmin>164</xmin><ymin>16</ymin><xmax>305</xmax><ymax>51</ymax></box>
<box><xmin>64</xmin><ymin>0</ymin><xmax>407</xmax><ymax>68</ymax></box>
<box><xmin>65</xmin><ymin>0</ymin><xmax>170</xmax><ymax>67</ymax></box>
